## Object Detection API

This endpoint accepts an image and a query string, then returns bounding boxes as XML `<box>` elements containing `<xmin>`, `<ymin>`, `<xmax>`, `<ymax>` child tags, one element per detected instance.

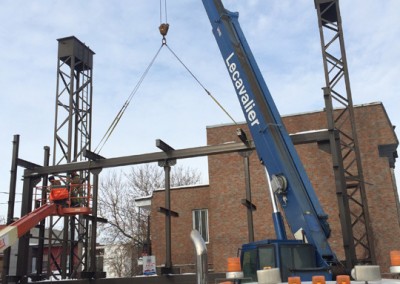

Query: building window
<box><xmin>192</xmin><ymin>209</ymin><xmax>209</xmax><ymax>243</ymax></box>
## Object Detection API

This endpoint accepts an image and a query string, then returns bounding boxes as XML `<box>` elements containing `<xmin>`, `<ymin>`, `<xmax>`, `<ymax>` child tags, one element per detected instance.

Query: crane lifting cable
<box><xmin>95</xmin><ymin>2</ymin><xmax>170</xmax><ymax>154</ymax></box>
<box><xmin>95</xmin><ymin>1</ymin><xmax>170</xmax><ymax>154</ymax></box>
<box><xmin>159</xmin><ymin>0</ymin><xmax>169</xmax><ymax>44</ymax></box>
<box><xmin>159</xmin><ymin>0</ymin><xmax>234</xmax><ymax>122</ymax></box>
<box><xmin>160</xmin><ymin>0</ymin><xmax>168</xmax><ymax>24</ymax></box>
<box><xmin>158</xmin><ymin>0</ymin><xmax>235</xmax><ymax>124</ymax></box>
<box><xmin>94</xmin><ymin>44</ymin><xmax>163</xmax><ymax>154</ymax></box>
<box><xmin>164</xmin><ymin>43</ymin><xmax>237</xmax><ymax>125</ymax></box>
<box><xmin>95</xmin><ymin>0</ymin><xmax>236</xmax><ymax>153</ymax></box>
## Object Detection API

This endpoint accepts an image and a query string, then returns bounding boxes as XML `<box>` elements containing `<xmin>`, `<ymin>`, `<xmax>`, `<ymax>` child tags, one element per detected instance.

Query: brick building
<box><xmin>147</xmin><ymin>102</ymin><xmax>399</xmax><ymax>274</ymax></box>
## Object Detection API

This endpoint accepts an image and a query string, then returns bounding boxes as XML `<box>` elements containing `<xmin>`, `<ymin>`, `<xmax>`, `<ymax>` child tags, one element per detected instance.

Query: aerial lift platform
<box><xmin>0</xmin><ymin>183</ymin><xmax>91</xmax><ymax>253</ymax></box>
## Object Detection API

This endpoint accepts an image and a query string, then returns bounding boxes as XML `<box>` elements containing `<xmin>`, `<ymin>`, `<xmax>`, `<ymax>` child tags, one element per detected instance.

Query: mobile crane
<box><xmin>201</xmin><ymin>0</ymin><xmax>339</xmax><ymax>281</ymax></box>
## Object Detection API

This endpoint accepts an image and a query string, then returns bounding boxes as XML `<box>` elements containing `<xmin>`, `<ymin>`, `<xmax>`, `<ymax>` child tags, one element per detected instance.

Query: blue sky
<box><xmin>0</xmin><ymin>0</ymin><xmax>399</xmax><ymax>218</ymax></box>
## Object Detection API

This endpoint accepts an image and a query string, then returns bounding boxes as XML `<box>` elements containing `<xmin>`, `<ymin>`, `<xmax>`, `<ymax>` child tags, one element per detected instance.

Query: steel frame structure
<box><xmin>20</xmin><ymin>140</ymin><xmax>262</xmax><ymax>282</ymax></box>
<box><xmin>53</xmin><ymin>36</ymin><xmax>94</xmax><ymax>166</ymax></box>
<box><xmin>6</xmin><ymin>121</ymin><xmax>341</xmax><ymax>284</ymax></box>
<box><xmin>314</xmin><ymin>0</ymin><xmax>375</xmax><ymax>267</ymax></box>
<box><xmin>7</xmin><ymin>138</ymin><xmax>262</xmax><ymax>283</ymax></box>
<box><xmin>50</xmin><ymin>36</ymin><xmax>95</xmax><ymax>280</ymax></box>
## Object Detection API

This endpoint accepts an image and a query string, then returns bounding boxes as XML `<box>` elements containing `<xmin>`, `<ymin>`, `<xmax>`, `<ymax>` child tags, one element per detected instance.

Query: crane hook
<box><xmin>159</xmin><ymin>23</ymin><xmax>169</xmax><ymax>44</ymax></box>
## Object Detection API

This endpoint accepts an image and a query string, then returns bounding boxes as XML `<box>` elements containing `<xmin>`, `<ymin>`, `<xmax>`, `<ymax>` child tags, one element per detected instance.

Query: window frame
<box><xmin>192</xmin><ymin>208</ymin><xmax>209</xmax><ymax>243</ymax></box>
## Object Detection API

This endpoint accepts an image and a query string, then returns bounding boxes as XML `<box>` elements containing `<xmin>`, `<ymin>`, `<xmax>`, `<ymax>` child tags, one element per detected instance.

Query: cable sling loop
<box><xmin>164</xmin><ymin>43</ymin><xmax>237</xmax><ymax>125</ymax></box>
<box><xmin>94</xmin><ymin>44</ymin><xmax>164</xmax><ymax>154</ymax></box>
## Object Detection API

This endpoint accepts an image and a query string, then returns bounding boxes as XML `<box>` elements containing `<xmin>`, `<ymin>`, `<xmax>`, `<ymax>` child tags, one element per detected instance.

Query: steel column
<box><xmin>89</xmin><ymin>168</ymin><xmax>101</xmax><ymax>274</ymax></box>
<box><xmin>34</xmin><ymin>146</ymin><xmax>51</xmax><ymax>280</ymax></box>
<box><xmin>158</xmin><ymin>159</ymin><xmax>177</xmax><ymax>274</ymax></box>
<box><xmin>49</xmin><ymin>36</ymin><xmax>95</xmax><ymax>279</ymax></box>
<box><xmin>3</xmin><ymin>135</ymin><xmax>20</xmax><ymax>284</ymax></box>
<box><xmin>314</xmin><ymin>0</ymin><xmax>375</xmax><ymax>266</ymax></box>
<box><xmin>323</xmin><ymin>87</ymin><xmax>355</xmax><ymax>270</ymax></box>
<box><xmin>239</xmin><ymin>150</ymin><xmax>255</xmax><ymax>243</ymax></box>
<box><xmin>16</xmin><ymin>174</ymin><xmax>40</xmax><ymax>284</ymax></box>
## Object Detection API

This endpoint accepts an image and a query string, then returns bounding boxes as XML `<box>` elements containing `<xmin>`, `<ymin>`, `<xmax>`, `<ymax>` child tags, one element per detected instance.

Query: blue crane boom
<box><xmin>201</xmin><ymin>0</ymin><xmax>338</xmax><ymax>281</ymax></box>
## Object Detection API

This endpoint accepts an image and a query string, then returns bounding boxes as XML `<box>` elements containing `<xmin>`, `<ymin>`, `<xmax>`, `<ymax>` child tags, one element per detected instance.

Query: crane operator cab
<box><xmin>241</xmin><ymin>240</ymin><xmax>332</xmax><ymax>282</ymax></box>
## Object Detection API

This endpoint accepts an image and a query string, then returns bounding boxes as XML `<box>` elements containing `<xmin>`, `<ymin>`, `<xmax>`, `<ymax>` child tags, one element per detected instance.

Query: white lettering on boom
<box><xmin>225</xmin><ymin>52</ymin><xmax>260</xmax><ymax>127</ymax></box>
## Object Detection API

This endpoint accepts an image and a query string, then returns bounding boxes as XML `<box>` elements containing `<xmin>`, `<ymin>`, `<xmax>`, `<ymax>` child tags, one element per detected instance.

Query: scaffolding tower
<box><xmin>314</xmin><ymin>0</ymin><xmax>375</xmax><ymax>268</ymax></box>
<box><xmin>49</xmin><ymin>36</ymin><xmax>95</xmax><ymax>279</ymax></box>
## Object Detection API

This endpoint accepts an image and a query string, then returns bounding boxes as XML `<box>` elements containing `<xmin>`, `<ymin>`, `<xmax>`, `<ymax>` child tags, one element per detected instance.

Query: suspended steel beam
<box><xmin>25</xmin><ymin>130</ymin><xmax>330</xmax><ymax>177</ymax></box>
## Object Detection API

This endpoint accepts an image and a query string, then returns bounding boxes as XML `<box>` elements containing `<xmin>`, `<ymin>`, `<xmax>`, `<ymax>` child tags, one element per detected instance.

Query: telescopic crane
<box><xmin>201</xmin><ymin>0</ymin><xmax>339</xmax><ymax>281</ymax></box>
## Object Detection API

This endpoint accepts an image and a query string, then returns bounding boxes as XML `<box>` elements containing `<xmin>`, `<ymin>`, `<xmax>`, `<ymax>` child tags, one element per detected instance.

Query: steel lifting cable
<box><xmin>159</xmin><ymin>1</ymin><xmax>235</xmax><ymax>123</ymax></box>
<box><xmin>95</xmin><ymin>1</ymin><xmax>169</xmax><ymax>154</ymax></box>
<box><xmin>96</xmin><ymin>1</ymin><xmax>236</xmax><ymax>153</ymax></box>
<box><xmin>159</xmin><ymin>0</ymin><xmax>169</xmax><ymax>45</ymax></box>
<box><xmin>160</xmin><ymin>0</ymin><xmax>167</xmax><ymax>24</ymax></box>
<box><xmin>164</xmin><ymin>43</ymin><xmax>237</xmax><ymax>125</ymax></box>
<box><xmin>94</xmin><ymin>44</ymin><xmax>164</xmax><ymax>154</ymax></box>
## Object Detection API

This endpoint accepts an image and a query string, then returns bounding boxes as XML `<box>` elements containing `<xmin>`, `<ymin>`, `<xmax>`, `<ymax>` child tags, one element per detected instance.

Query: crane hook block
<box><xmin>159</xmin><ymin>23</ymin><xmax>170</xmax><ymax>37</ymax></box>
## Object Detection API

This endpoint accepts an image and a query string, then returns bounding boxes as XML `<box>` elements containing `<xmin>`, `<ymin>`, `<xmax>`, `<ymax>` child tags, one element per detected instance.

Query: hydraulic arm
<box><xmin>0</xmin><ymin>203</ymin><xmax>58</xmax><ymax>253</ymax></box>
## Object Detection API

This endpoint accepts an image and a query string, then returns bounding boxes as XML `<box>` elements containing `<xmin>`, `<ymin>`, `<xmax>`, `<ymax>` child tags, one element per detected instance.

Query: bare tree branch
<box><xmin>97</xmin><ymin>163</ymin><xmax>202</xmax><ymax>276</ymax></box>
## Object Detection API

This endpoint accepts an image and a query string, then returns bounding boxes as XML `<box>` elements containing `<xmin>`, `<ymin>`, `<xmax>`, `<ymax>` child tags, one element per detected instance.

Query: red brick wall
<box><xmin>151</xmin><ymin>185</ymin><xmax>212</xmax><ymax>272</ymax></box>
<box><xmin>207</xmin><ymin>123</ymin><xmax>275</xmax><ymax>272</ymax></box>
<box><xmin>151</xmin><ymin>103</ymin><xmax>399</xmax><ymax>274</ymax></box>
<box><xmin>282</xmin><ymin>104</ymin><xmax>400</xmax><ymax>271</ymax></box>
<box><xmin>353</xmin><ymin>104</ymin><xmax>400</xmax><ymax>269</ymax></box>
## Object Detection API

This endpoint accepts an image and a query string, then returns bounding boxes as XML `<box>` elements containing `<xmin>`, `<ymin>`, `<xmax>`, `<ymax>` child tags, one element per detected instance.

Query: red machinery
<box><xmin>0</xmin><ymin>183</ymin><xmax>91</xmax><ymax>252</ymax></box>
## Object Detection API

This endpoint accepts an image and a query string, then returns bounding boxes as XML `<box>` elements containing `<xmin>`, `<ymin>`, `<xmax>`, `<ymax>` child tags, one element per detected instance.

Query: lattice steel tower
<box><xmin>314</xmin><ymin>0</ymin><xmax>375</xmax><ymax>268</ymax></box>
<box><xmin>53</xmin><ymin>36</ymin><xmax>94</xmax><ymax>166</ymax></box>
<box><xmin>49</xmin><ymin>36</ymin><xmax>95</xmax><ymax>279</ymax></box>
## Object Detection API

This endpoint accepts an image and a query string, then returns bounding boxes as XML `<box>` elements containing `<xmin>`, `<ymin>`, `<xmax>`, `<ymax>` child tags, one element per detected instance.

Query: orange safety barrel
<box><xmin>49</xmin><ymin>187</ymin><xmax>69</xmax><ymax>201</ymax></box>
<box><xmin>227</xmin><ymin>257</ymin><xmax>241</xmax><ymax>272</ymax></box>
<box><xmin>336</xmin><ymin>275</ymin><xmax>350</xmax><ymax>284</ymax></box>
<box><xmin>288</xmin><ymin>276</ymin><xmax>301</xmax><ymax>284</ymax></box>
<box><xmin>312</xmin><ymin>275</ymin><xmax>326</xmax><ymax>284</ymax></box>
<box><xmin>390</xmin><ymin>250</ymin><xmax>400</xmax><ymax>266</ymax></box>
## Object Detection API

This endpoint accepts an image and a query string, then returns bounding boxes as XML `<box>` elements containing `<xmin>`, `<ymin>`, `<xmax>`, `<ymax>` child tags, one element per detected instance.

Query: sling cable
<box><xmin>94</xmin><ymin>1</ymin><xmax>237</xmax><ymax>154</ymax></box>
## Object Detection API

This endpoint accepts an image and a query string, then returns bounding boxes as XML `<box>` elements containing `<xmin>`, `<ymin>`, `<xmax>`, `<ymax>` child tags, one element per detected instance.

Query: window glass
<box><xmin>280</xmin><ymin>244</ymin><xmax>316</xmax><ymax>280</ymax></box>
<box><xmin>242</xmin><ymin>249</ymin><xmax>257</xmax><ymax>281</ymax></box>
<box><xmin>192</xmin><ymin>209</ymin><xmax>209</xmax><ymax>243</ymax></box>
<box><xmin>259</xmin><ymin>246</ymin><xmax>276</xmax><ymax>269</ymax></box>
<box><xmin>292</xmin><ymin>245</ymin><xmax>315</xmax><ymax>268</ymax></box>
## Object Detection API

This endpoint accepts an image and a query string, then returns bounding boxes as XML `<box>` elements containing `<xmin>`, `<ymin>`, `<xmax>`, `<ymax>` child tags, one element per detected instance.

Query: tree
<box><xmin>102</xmin><ymin>244</ymin><xmax>135</xmax><ymax>277</ymax></box>
<box><xmin>97</xmin><ymin>163</ymin><xmax>201</xmax><ymax>276</ymax></box>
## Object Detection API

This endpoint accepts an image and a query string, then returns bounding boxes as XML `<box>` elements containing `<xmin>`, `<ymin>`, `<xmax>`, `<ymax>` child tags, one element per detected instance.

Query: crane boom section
<box><xmin>201</xmin><ymin>0</ymin><xmax>336</xmax><ymax>262</ymax></box>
